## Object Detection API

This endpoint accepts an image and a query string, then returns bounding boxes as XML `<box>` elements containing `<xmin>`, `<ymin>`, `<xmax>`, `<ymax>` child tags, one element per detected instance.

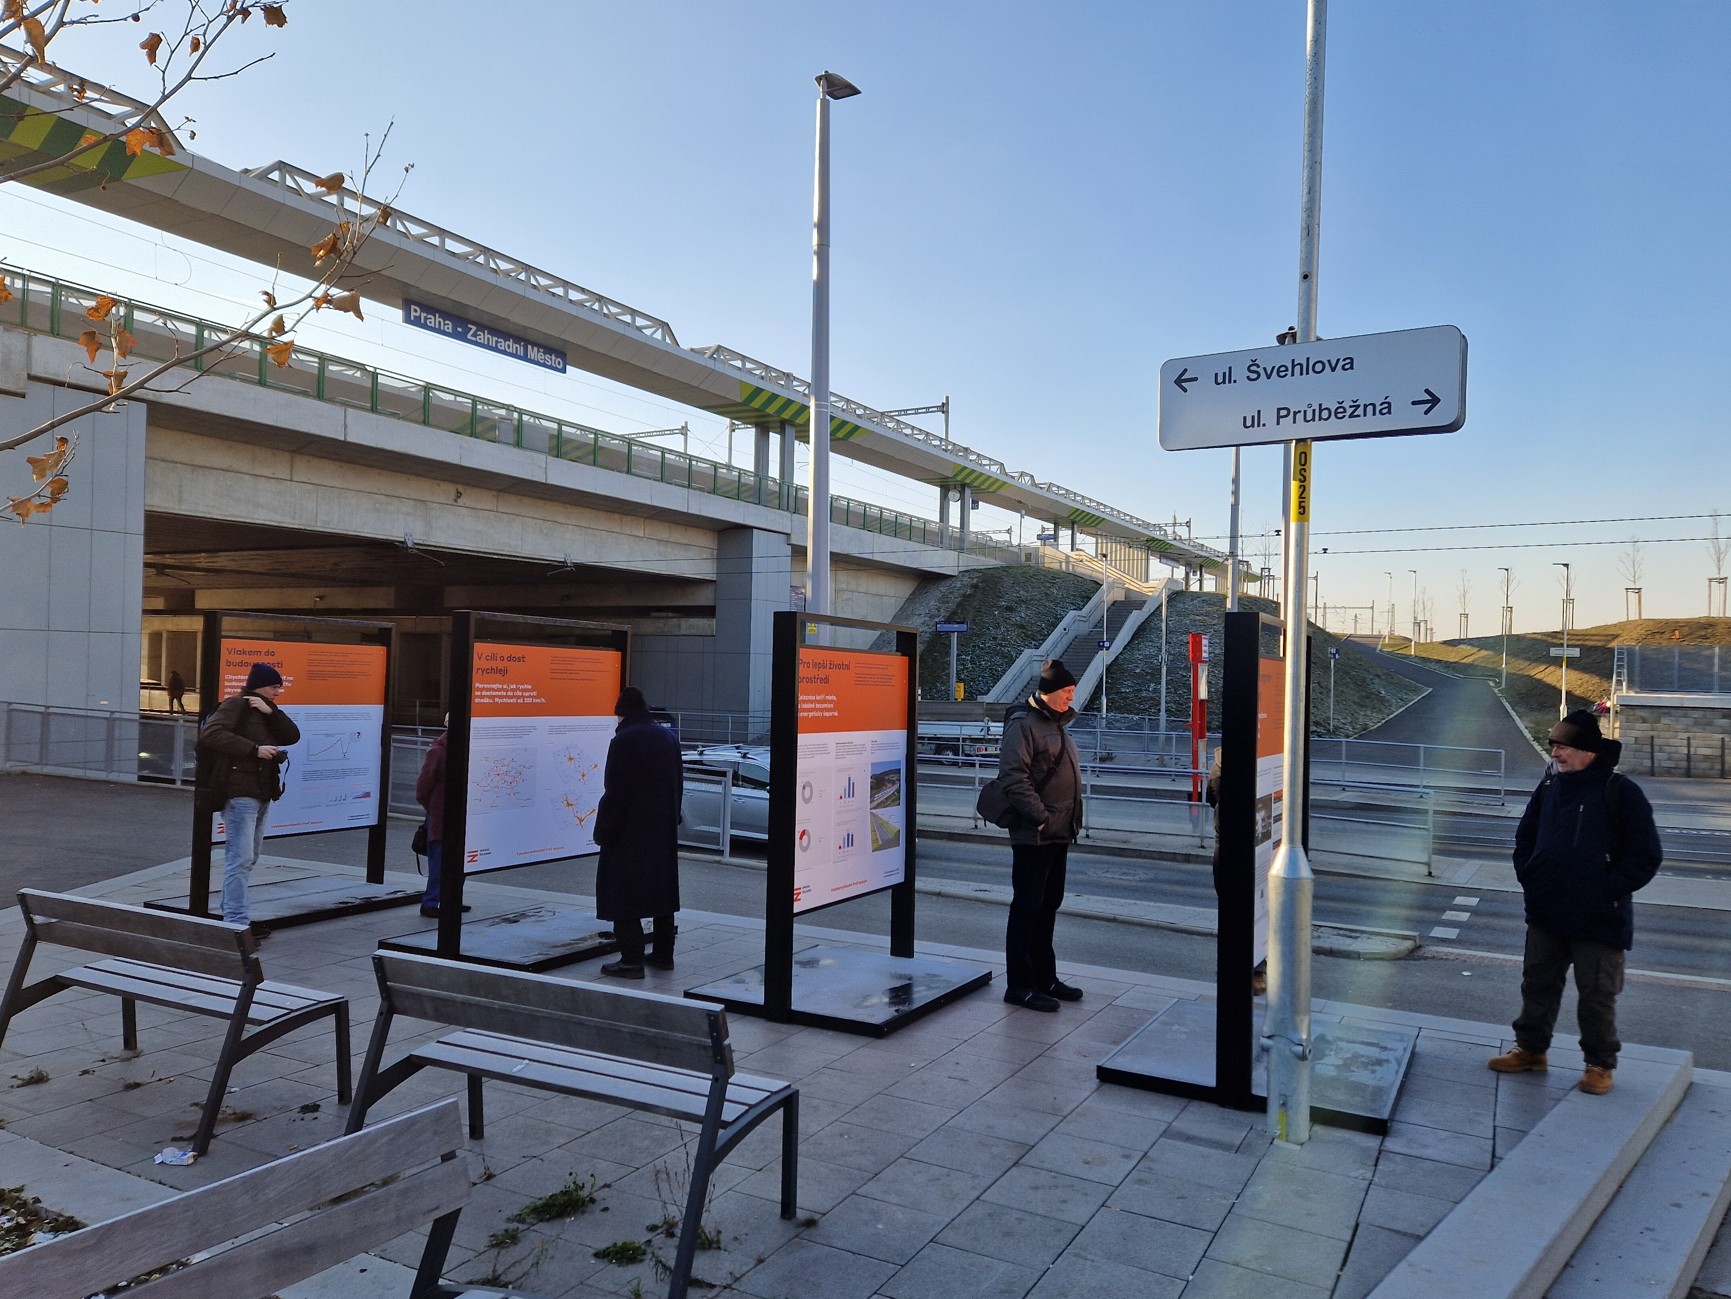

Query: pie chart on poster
<box><xmin>800</xmin><ymin>781</ymin><xmax>815</xmax><ymax>804</ymax></box>
<box><xmin>797</xmin><ymin>828</ymin><xmax>811</xmax><ymax>852</ymax></box>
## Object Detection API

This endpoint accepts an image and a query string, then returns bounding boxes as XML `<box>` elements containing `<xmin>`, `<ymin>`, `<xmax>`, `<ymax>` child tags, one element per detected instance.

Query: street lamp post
<box><xmin>1554</xmin><ymin>561</ymin><xmax>1572</xmax><ymax>717</ymax></box>
<box><xmin>1497</xmin><ymin>567</ymin><xmax>1512</xmax><ymax>689</ymax></box>
<box><xmin>1383</xmin><ymin>570</ymin><xmax>1393</xmax><ymax>642</ymax></box>
<box><xmin>805</xmin><ymin>70</ymin><xmax>861</xmax><ymax>618</ymax></box>
<box><xmin>1408</xmin><ymin>569</ymin><xmax>1419</xmax><ymax>655</ymax></box>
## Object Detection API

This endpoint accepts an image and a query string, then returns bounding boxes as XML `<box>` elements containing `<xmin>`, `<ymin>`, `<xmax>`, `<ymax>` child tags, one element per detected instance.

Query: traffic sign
<box><xmin>1328</xmin><ymin>647</ymin><xmax>1340</xmax><ymax>660</ymax></box>
<box><xmin>1158</xmin><ymin>325</ymin><xmax>1467</xmax><ymax>451</ymax></box>
<box><xmin>936</xmin><ymin>621</ymin><xmax>969</xmax><ymax>634</ymax></box>
<box><xmin>1548</xmin><ymin>646</ymin><xmax>1581</xmax><ymax>658</ymax></box>
<box><xmin>1098</xmin><ymin>640</ymin><xmax>1111</xmax><ymax>650</ymax></box>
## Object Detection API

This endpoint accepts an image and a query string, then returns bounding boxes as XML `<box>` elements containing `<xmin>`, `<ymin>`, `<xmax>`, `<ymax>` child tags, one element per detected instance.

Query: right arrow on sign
<box><xmin>1412</xmin><ymin>388</ymin><xmax>1441</xmax><ymax>416</ymax></box>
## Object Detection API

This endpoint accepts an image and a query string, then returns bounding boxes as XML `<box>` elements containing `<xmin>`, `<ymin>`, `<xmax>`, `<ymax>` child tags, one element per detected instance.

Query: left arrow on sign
<box><xmin>1173</xmin><ymin>368</ymin><xmax>1197</xmax><ymax>394</ymax></box>
<box><xmin>1412</xmin><ymin>388</ymin><xmax>1441</xmax><ymax>416</ymax></box>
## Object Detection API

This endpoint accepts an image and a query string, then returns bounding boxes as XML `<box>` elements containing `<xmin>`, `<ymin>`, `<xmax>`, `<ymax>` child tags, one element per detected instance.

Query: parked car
<box><xmin>680</xmin><ymin>744</ymin><xmax>770</xmax><ymax>843</ymax></box>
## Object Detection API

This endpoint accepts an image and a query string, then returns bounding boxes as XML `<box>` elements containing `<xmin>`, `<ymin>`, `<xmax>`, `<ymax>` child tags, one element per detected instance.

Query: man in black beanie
<box><xmin>1490</xmin><ymin>708</ymin><xmax>1662</xmax><ymax>1094</ymax></box>
<box><xmin>996</xmin><ymin>658</ymin><xmax>1084</xmax><ymax>1011</ymax></box>
<box><xmin>593</xmin><ymin>687</ymin><xmax>684</xmax><ymax>977</ymax></box>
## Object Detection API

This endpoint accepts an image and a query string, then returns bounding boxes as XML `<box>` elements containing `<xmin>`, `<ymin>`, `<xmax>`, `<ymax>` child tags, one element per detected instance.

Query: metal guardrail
<box><xmin>0</xmin><ymin>268</ymin><xmax>1008</xmax><ymax>558</ymax></box>
<box><xmin>1626</xmin><ymin>645</ymin><xmax>1730</xmax><ymax>694</ymax></box>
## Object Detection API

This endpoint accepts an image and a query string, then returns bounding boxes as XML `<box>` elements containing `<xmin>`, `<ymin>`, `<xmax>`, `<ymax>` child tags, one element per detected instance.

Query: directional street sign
<box><xmin>1098</xmin><ymin>640</ymin><xmax>1111</xmax><ymax>650</ymax></box>
<box><xmin>1548</xmin><ymin>646</ymin><xmax>1582</xmax><ymax>658</ymax></box>
<box><xmin>936</xmin><ymin>621</ymin><xmax>969</xmax><ymax>635</ymax></box>
<box><xmin>1158</xmin><ymin>325</ymin><xmax>1467</xmax><ymax>451</ymax></box>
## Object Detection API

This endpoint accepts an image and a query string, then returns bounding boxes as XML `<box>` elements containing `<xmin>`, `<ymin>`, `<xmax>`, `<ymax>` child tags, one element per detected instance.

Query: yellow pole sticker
<box><xmin>1290</xmin><ymin>441</ymin><xmax>1312</xmax><ymax>523</ymax></box>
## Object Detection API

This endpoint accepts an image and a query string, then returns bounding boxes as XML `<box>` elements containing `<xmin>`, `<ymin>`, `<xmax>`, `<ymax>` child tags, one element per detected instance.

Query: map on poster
<box><xmin>1254</xmin><ymin>656</ymin><xmax>1285</xmax><ymax>963</ymax></box>
<box><xmin>211</xmin><ymin>639</ymin><xmax>387</xmax><ymax>842</ymax></box>
<box><xmin>463</xmin><ymin>642</ymin><xmax>621</xmax><ymax>873</ymax></box>
<box><xmin>793</xmin><ymin>647</ymin><xmax>908</xmax><ymax>914</ymax></box>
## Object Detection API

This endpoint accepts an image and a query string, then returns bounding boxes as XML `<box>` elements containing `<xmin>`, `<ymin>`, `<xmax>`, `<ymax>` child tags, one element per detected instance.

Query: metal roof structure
<box><xmin>0</xmin><ymin>48</ymin><xmax>1222</xmax><ymax>568</ymax></box>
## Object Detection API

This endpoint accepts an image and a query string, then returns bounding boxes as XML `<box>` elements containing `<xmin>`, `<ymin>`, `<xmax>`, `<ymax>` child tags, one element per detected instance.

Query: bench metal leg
<box><xmin>121</xmin><ymin>997</ymin><xmax>137</xmax><ymax>1052</ymax></box>
<box><xmin>333</xmin><ymin>1002</ymin><xmax>352</xmax><ymax>1104</ymax></box>
<box><xmin>779</xmin><ymin>1092</ymin><xmax>799</xmax><ymax>1220</ymax></box>
<box><xmin>410</xmin><ymin>1204</ymin><xmax>462</xmax><ymax>1299</ymax></box>
<box><xmin>466</xmin><ymin>1073</ymin><xmax>485</xmax><ymax>1140</ymax></box>
<box><xmin>192</xmin><ymin>1013</ymin><xmax>252</xmax><ymax>1156</ymax></box>
<box><xmin>0</xmin><ymin>935</ymin><xmax>39</xmax><ymax>1053</ymax></box>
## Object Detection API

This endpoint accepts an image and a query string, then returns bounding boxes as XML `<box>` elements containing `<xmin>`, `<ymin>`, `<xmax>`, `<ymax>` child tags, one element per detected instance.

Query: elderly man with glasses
<box><xmin>1489</xmin><ymin>709</ymin><xmax>1662</xmax><ymax>1094</ymax></box>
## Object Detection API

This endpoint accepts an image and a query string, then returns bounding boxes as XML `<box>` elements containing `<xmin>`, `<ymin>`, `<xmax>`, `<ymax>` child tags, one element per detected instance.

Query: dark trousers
<box><xmin>1513</xmin><ymin>924</ymin><xmax>1625</xmax><ymax>1069</ymax></box>
<box><xmin>615</xmin><ymin>915</ymin><xmax>675</xmax><ymax>965</ymax></box>
<box><xmin>1006</xmin><ymin>842</ymin><xmax>1069</xmax><ymax>992</ymax></box>
<box><xmin>421</xmin><ymin>841</ymin><xmax>443</xmax><ymax>910</ymax></box>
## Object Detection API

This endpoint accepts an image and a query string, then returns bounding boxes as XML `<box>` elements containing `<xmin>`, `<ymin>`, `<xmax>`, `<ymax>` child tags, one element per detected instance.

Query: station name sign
<box><xmin>402</xmin><ymin>299</ymin><xmax>568</xmax><ymax>373</ymax></box>
<box><xmin>1158</xmin><ymin>325</ymin><xmax>1466</xmax><ymax>451</ymax></box>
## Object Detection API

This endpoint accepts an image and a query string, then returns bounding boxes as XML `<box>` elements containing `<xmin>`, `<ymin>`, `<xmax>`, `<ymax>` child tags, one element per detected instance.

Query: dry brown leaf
<box><xmin>123</xmin><ymin>128</ymin><xmax>152</xmax><ymax>158</ymax></box>
<box><xmin>78</xmin><ymin>329</ymin><xmax>102</xmax><ymax>363</ymax></box>
<box><xmin>147</xmin><ymin>127</ymin><xmax>176</xmax><ymax>157</ymax></box>
<box><xmin>72</xmin><ymin>81</ymin><xmax>89</xmax><ymax>101</ymax></box>
<box><xmin>313</xmin><ymin>171</ymin><xmax>345</xmax><ymax>194</ymax></box>
<box><xmin>3</xmin><ymin>1</ymin><xmax>25</xmax><ymax>23</ymax></box>
<box><xmin>325</xmin><ymin>291</ymin><xmax>364</xmax><ymax>320</ymax></box>
<box><xmin>7</xmin><ymin>497</ymin><xmax>40</xmax><ymax>524</ymax></box>
<box><xmin>265</xmin><ymin>340</ymin><xmax>294</xmax><ymax>368</ymax></box>
<box><xmin>139</xmin><ymin>31</ymin><xmax>163</xmax><ymax>64</ymax></box>
<box><xmin>44</xmin><ymin>477</ymin><xmax>70</xmax><ymax>505</ymax></box>
<box><xmin>26</xmin><ymin>437</ymin><xmax>71</xmax><ymax>482</ymax></box>
<box><xmin>103</xmin><ymin>368</ymin><xmax>128</xmax><ymax>396</ymax></box>
<box><xmin>260</xmin><ymin>289</ymin><xmax>277</xmax><ymax>309</ymax></box>
<box><xmin>0</xmin><ymin>277</ymin><xmax>14</xmax><ymax>307</ymax></box>
<box><xmin>267</xmin><ymin>314</ymin><xmax>287</xmax><ymax>337</ymax></box>
<box><xmin>22</xmin><ymin>15</ymin><xmax>48</xmax><ymax>62</ymax></box>
<box><xmin>262</xmin><ymin>4</ymin><xmax>287</xmax><ymax>27</ymax></box>
<box><xmin>310</xmin><ymin>231</ymin><xmax>341</xmax><ymax>264</ymax></box>
<box><xmin>190</xmin><ymin>35</ymin><xmax>202</xmax><ymax>53</ymax></box>
<box><xmin>85</xmin><ymin>296</ymin><xmax>118</xmax><ymax>322</ymax></box>
<box><xmin>114</xmin><ymin>328</ymin><xmax>137</xmax><ymax>358</ymax></box>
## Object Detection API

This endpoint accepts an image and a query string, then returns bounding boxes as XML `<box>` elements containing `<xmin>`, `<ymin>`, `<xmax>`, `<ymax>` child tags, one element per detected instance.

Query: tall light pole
<box><xmin>1383</xmin><ymin>570</ymin><xmax>1393</xmax><ymax>641</ymax></box>
<box><xmin>805</xmin><ymin>70</ymin><xmax>861</xmax><ymax>618</ymax></box>
<box><xmin>1408</xmin><ymin>569</ymin><xmax>1419</xmax><ymax>655</ymax></box>
<box><xmin>1554</xmin><ymin>561</ymin><xmax>1572</xmax><ymax>717</ymax></box>
<box><xmin>1497</xmin><ymin>566</ymin><xmax>1513</xmax><ymax>689</ymax></box>
<box><xmin>1227</xmin><ymin>448</ymin><xmax>1242</xmax><ymax>612</ymax></box>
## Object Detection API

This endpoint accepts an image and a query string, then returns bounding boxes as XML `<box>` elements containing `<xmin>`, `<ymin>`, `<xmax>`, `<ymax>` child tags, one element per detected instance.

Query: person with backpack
<box><xmin>1490</xmin><ymin>709</ymin><xmax>1662</xmax><ymax>1094</ymax></box>
<box><xmin>196</xmin><ymin>662</ymin><xmax>300</xmax><ymax>932</ymax></box>
<box><xmin>997</xmin><ymin>659</ymin><xmax>1084</xmax><ymax>1012</ymax></box>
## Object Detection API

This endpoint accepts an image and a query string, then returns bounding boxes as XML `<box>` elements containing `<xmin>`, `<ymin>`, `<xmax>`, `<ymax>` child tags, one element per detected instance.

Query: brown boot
<box><xmin>1579</xmin><ymin>1065</ymin><xmax>1613</xmax><ymax>1095</ymax></box>
<box><xmin>1488</xmin><ymin>1046</ymin><xmax>1548</xmax><ymax>1073</ymax></box>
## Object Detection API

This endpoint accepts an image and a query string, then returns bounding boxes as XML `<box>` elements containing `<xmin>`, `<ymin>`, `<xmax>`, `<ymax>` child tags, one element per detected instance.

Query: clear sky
<box><xmin>4</xmin><ymin>1</ymin><xmax>1727</xmax><ymax>634</ymax></box>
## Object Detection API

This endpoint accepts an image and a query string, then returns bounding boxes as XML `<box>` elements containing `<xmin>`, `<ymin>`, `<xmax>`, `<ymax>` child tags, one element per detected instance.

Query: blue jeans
<box><xmin>220</xmin><ymin>796</ymin><xmax>269</xmax><ymax>924</ymax></box>
<box><xmin>422</xmin><ymin>840</ymin><xmax>444</xmax><ymax>910</ymax></box>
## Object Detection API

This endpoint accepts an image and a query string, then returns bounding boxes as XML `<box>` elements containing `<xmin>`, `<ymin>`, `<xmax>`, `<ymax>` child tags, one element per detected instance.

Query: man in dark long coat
<box><xmin>594</xmin><ymin>687</ymin><xmax>684</xmax><ymax>977</ymax></box>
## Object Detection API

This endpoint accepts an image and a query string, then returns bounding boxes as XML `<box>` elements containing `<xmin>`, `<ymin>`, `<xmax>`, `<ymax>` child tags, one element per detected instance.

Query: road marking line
<box><xmin>1453</xmin><ymin>896</ymin><xmax>1480</xmax><ymax>906</ymax></box>
<box><xmin>1440</xmin><ymin>911</ymin><xmax>1471</xmax><ymax>921</ymax></box>
<box><xmin>1429</xmin><ymin>926</ymin><xmax>1461</xmax><ymax>939</ymax></box>
<box><xmin>1421</xmin><ymin>944</ymin><xmax>1731</xmax><ymax>991</ymax></box>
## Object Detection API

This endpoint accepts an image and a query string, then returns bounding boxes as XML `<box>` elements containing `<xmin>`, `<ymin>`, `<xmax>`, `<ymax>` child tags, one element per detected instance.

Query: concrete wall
<box><xmin>0</xmin><ymin>381</ymin><xmax>146</xmax><ymax>713</ymax></box>
<box><xmin>1615</xmin><ymin>693</ymin><xmax>1731</xmax><ymax>779</ymax></box>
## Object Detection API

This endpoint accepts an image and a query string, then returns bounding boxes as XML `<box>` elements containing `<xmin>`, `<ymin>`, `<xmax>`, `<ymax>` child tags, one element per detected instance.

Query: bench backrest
<box><xmin>0</xmin><ymin>1100</ymin><xmax>468</xmax><ymax>1299</ymax></box>
<box><xmin>18</xmin><ymin>889</ymin><xmax>258</xmax><ymax>982</ymax></box>
<box><xmin>376</xmin><ymin>950</ymin><xmax>731</xmax><ymax>1077</ymax></box>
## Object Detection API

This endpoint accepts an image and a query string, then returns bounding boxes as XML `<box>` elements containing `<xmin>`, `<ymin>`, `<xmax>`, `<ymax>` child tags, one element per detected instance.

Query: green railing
<box><xmin>1</xmin><ymin>267</ymin><xmax>1015</xmax><ymax>557</ymax></box>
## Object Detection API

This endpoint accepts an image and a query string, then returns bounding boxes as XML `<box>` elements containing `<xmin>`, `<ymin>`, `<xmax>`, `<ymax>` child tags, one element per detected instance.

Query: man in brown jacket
<box><xmin>197</xmin><ymin>663</ymin><xmax>300</xmax><ymax>930</ymax></box>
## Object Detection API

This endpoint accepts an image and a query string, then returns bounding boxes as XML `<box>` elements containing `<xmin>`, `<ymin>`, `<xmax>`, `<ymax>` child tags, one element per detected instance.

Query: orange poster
<box><xmin>221</xmin><ymin>639</ymin><xmax>386</xmax><ymax>706</ymax></box>
<box><xmin>471</xmin><ymin>644</ymin><xmax>622</xmax><ymax>718</ymax></box>
<box><xmin>797</xmin><ymin>649</ymin><xmax>908</xmax><ymax>734</ymax></box>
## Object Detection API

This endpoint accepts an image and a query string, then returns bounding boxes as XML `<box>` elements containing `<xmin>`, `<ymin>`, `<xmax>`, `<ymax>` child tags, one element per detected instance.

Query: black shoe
<box><xmin>1004</xmin><ymin>987</ymin><xmax>1060</xmax><ymax>1013</ymax></box>
<box><xmin>247</xmin><ymin>923</ymin><xmax>271</xmax><ymax>942</ymax></box>
<box><xmin>645</xmin><ymin>954</ymin><xmax>676</xmax><ymax>971</ymax></box>
<box><xmin>1046</xmin><ymin>980</ymin><xmax>1084</xmax><ymax>1002</ymax></box>
<box><xmin>601</xmin><ymin>959</ymin><xmax>645</xmax><ymax>979</ymax></box>
<box><xmin>420</xmin><ymin>905</ymin><xmax>472</xmax><ymax>918</ymax></box>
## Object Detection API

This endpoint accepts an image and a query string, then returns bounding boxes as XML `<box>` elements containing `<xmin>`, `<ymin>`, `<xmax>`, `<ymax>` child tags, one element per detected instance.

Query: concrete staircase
<box><xmin>1367</xmin><ymin>1048</ymin><xmax>1731</xmax><ymax>1299</ymax></box>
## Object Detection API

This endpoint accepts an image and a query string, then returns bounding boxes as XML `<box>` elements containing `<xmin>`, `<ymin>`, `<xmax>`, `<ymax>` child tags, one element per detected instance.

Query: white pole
<box><xmin>1265</xmin><ymin>0</ymin><xmax>1326</xmax><ymax>1147</ymax></box>
<box><xmin>805</xmin><ymin>73</ymin><xmax>858</xmax><ymax>614</ymax></box>
<box><xmin>1555</xmin><ymin>561</ymin><xmax>1571</xmax><ymax>716</ymax></box>
<box><xmin>1227</xmin><ymin>447</ymin><xmax>1242</xmax><ymax>612</ymax></box>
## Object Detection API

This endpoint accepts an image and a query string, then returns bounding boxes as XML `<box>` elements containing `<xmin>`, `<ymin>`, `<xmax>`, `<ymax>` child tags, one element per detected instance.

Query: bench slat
<box><xmin>0</xmin><ymin>1102</ymin><xmax>467</xmax><ymax>1299</ymax></box>
<box><xmin>414</xmin><ymin>1034</ymin><xmax>776</xmax><ymax>1126</ymax></box>
<box><xmin>27</xmin><ymin>915</ymin><xmax>251</xmax><ymax>981</ymax></box>
<box><xmin>382</xmin><ymin>956</ymin><xmax>722</xmax><ymax>1074</ymax></box>
<box><xmin>79</xmin><ymin>958</ymin><xmax>341</xmax><ymax>1015</ymax></box>
<box><xmin>445</xmin><ymin>1029</ymin><xmax>784</xmax><ymax>1109</ymax></box>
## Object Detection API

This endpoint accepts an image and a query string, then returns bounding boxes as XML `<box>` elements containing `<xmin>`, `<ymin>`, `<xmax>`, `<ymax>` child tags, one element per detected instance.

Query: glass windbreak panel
<box><xmin>375</xmin><ymin>370</ymin><xmax>427</xmax><ymax>422</ymax></box>
<box><xmin>555</xmin><ymin>425</ymin><xmax>600</xmax><ymax>463</ymax></box>
<box><xmin>593</xmin><ymin>433</ymin><xmax>631</xmax><ymax>474</ymax></box>
<box><xmin>518</xmin><ymin>414</ymin><xmax>557</xmax><ymax>454</ymax></box>
<box><xmin>474</xmin><ymin>401</ymin><xmax>516</xmax><ymax>444</ymax></box>
<box><xmin>427</xmin><ymin>387</ymin><xmax>478</xmax><ymax>435</ymax></box>
<box><xmin>262</xmin><ymin>343</ymin><xmax>319</xmax><ymax>396</ymax></box>
<box><xmin>323</xmin><ymin>357</ymin><xmax>374</xmax><ymax>409</ymax></box>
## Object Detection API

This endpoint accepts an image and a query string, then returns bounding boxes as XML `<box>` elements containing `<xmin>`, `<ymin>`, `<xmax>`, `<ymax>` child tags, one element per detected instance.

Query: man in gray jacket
<box><xmin>998</xmin><ymin>659</ymin><xmax>1084</xmax><ymax>1012</ymax></box>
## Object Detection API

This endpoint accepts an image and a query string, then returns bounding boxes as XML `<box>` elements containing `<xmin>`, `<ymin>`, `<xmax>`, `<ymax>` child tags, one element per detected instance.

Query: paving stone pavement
<box><xmin>0</xmin><ymin>855</ymin><xmax>1632</xmax><ymax>1298</ymax></box>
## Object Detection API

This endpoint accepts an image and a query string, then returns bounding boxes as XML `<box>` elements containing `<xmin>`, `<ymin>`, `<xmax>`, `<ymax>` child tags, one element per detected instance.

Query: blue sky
<box><xmin>4</xmin><ymin>1</ymin><xmax>1728</xmax><ymax>633</ymax></box>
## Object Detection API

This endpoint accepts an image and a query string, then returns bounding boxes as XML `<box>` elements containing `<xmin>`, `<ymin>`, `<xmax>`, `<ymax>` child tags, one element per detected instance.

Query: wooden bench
<box><xmin>0</xmin><ymin>1098</ymin><xmax>538</xmax><ymax>1299</ymax></box>
<box><xmin>346</xmin><ymin>950</ymin><xmax>799</xmax><ymax>1299</ymax></box>
<box><xmin>0</xmin><ymin>888</ymin><xmax>351</xmax><ymax>1156</ymax></box>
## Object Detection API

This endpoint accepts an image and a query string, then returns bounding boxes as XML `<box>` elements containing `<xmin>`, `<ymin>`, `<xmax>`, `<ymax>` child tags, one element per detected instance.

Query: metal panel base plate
<box><xmin>379</xmin><ymin>903</ymin><xmax>617</xmax><ymax>972</ymax></box>
<box><xmin>1096</xmin><ymin>999</ymin><xmax>1417</xmax><ymax>1134</ymax></box>
<box><xmin>687</xmin><ymin>944</ymin><xmax>993</xmax><ymax>1038</ymax></box>
<box><xmin>147</xmin><ymin>868</ymin><xmax>422</xmax><ymax>929</ymax></box>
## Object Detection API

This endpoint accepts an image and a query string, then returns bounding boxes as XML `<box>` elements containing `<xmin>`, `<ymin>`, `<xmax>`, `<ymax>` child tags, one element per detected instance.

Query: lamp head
<box><xmin>816</xmin><ymin>71</ymin><xmax>861</xmax><ymax>99</ymax></box>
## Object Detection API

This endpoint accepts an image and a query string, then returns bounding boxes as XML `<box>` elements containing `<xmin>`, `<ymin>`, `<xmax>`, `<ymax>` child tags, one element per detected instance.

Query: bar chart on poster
<box><xmin>463</xmin><ymin>642</ymin><xmax>622</xmax><ymax>872</ymax></box>
<box><xmin>793</xmin><ymin>648</ymin><xmax>909</xmax><ymax>913</ymax></box>
<box><xmin>212</xmin><ymin>639</ymin><xmax>387</xmax><ymax>842</ymax></box>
